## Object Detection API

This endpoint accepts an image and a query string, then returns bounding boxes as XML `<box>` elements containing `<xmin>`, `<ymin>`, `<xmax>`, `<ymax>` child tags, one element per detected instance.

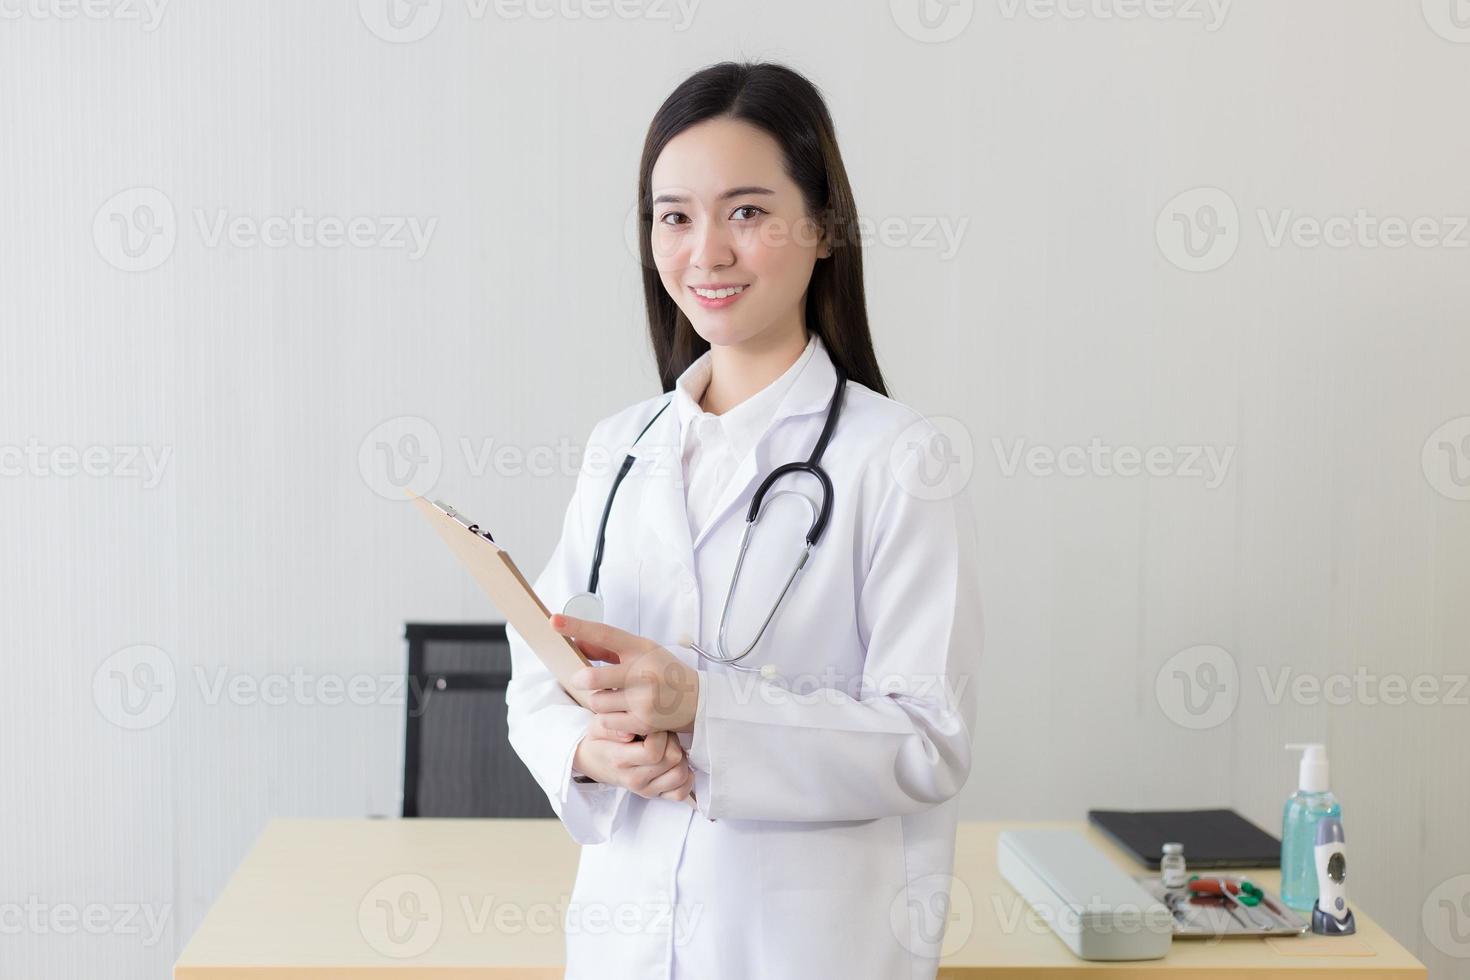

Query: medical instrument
<box><xmin>1141</xmin><ymin>873</ymin><xmax>1307</xmax><ymax>937</ymax></box>
<box><xmin>1186</xmin><ymin>875</ymin><xmax>1263</xmax><ymax>906</ymax></box>
<box><xmin>563</xmin><ymin>365</ymin><xmax>848</xmax><ymax>679</ymax></box>
<box><xmin>1311</xmin><ymin>816</ymin><xmax>1356</xmax><ymax>936</ymax></box>
<box><xmin>1190</xmin><ymin>876</ymin><xmax>1275</xmax><ymax>930</ymax></box>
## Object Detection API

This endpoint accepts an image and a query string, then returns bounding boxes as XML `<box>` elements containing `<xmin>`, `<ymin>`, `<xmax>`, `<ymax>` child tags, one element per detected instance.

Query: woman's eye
<box><xmin>657</xmin><ymin>211</ymin><xmax>689</xmax><ymax>227</ymax></box>
<box><xmin>731</xmin><ymin>205</ymin><xmax>765</xmax><ymax>221</ymax></box>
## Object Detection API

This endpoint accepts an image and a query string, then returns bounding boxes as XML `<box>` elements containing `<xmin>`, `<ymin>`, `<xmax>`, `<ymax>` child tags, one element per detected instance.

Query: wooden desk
<box><xmin>174</xmin><ymin>818</ymin><xmax>1425</xmax><ymax>979</ymax></box>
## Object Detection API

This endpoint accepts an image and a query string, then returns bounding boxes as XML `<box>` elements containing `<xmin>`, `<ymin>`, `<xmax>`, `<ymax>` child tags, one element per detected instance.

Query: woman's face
<box><xmin>649</xmin><ymin>116</ymin><xmax>828</xmax><ymax>351</ymax></box>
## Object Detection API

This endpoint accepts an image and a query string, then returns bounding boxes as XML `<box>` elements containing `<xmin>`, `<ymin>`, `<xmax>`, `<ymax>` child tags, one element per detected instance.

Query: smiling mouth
<box><xmin>689</xmin><ymin>284</ymin><xmax>749</xmax><ymax>299</ymax></box>
<box><xmin>689</xmin><ymin>283</ymin><xmax>750</xmax><ymax>309</ymax></box>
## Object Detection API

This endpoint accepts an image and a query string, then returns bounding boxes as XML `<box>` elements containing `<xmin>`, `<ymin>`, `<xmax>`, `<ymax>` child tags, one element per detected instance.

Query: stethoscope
<box><xmin>563</xmin><ymin>366</ymin><xmax>848</xmax><ymax>679</ymax></box>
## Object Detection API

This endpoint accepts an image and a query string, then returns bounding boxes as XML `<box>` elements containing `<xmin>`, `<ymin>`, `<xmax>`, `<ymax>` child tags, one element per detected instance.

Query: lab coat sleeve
<box><xmin>504</xmin><ymin>418</ymin><xmax>631</xmax><ymax>844</ymax></box>
<box><xmin>688</xmin><ymin>428</ymin><xmax>983</xmax><ymax>822</ymax></box>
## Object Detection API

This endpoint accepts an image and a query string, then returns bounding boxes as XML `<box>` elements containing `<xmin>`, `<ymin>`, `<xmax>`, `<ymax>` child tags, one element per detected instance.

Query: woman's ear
<box><xmin>812</xmin><ymin>214</ymin><xmax>834</xmax><ymax>259</ymax></box>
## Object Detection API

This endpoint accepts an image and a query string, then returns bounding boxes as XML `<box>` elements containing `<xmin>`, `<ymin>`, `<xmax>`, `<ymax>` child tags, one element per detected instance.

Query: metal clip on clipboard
<box><xmin>431</xmin><ymin>499</ymin><xmax>495</xmax><ymax>543</ymax></box>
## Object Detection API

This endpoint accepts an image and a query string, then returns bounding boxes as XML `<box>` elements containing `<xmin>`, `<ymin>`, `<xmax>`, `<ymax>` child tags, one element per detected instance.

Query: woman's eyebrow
<box><xmin>652</xmin><ymin>186</ymin><xmax>776</xmax><ymax>205</ymax></box>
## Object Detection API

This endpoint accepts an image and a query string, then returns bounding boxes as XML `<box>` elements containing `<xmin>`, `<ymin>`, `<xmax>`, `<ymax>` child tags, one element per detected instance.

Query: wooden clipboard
<box><xmin>412</xmin><ymin>494</ymin><xmax>701</xmax><ymax>810</ymax></box>
<box><xmin>410</xmin><ymin>494</ymin><xmax>594</xmax><ymax>709</ymax></box>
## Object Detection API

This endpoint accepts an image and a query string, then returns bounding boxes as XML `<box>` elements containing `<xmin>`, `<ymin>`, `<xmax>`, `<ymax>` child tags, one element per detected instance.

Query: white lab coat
<box><xmin>505</xmin><ymin>335</ymin><xmax>982</xmax><ymax>980</ymax></box>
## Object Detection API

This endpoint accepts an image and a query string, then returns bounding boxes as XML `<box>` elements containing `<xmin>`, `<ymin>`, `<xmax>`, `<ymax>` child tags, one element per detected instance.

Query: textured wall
<box><xmin>1</xmin><ymin>1</ymin><xmax>1467</xmax><ymax>976</ymax></box>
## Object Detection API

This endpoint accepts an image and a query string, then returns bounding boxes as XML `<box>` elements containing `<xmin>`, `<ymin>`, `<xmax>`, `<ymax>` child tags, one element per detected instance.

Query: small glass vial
<box><xmin>1161</xmin><ymin>842</ymin><xmax>1187</xmax><ymax>888</ymax></box>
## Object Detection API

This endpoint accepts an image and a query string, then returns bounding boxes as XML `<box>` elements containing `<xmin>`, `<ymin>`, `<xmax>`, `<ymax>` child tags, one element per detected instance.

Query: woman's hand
<box><xmin>571</xmin><ymin>723</ymin><xmax>695</xmax><ymax>802</ymax></box>
<box><xmin>553</xmin><ymin>613</ymin><xmax>700</xmax><ymax>735</ymax></box>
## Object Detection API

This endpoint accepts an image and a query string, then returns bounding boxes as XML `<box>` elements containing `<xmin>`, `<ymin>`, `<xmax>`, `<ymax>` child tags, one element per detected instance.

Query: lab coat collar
<box><xmin>670</xmin><ymin>332</ymin><xmax>817</xmax><ymax>466</ymax></box>
<box><xmin>626</xmin><ymin>331</ymin><xmax>841</xmax><ymax>557</ymax></box>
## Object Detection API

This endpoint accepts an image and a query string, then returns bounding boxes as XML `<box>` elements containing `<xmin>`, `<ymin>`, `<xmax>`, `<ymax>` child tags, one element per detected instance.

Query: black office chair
<box><xmin>402</xmin><ymin>623</ymin><xmax>554</xmax><ymax>818</ymax></box>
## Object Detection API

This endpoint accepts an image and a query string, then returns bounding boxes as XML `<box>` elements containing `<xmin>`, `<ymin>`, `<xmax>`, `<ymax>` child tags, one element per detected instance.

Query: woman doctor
<box><xmin>505</xmin><ymin>61</ymin><xmax>982</xmax><ymax>980</ymax></box>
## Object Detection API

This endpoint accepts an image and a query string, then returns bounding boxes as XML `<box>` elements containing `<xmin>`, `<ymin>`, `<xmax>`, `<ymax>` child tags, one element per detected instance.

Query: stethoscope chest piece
<box><xmin>562</xmin><ymin>591</ymin><xmax>604</xmax><ymax>623</ymax></box>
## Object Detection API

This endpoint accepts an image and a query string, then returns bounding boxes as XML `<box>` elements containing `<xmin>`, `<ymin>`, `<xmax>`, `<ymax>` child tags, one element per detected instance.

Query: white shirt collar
<box><xmin>672</xmin><ymin>332</ymin><xmax>818</xmax><ymax>463</ymax></box>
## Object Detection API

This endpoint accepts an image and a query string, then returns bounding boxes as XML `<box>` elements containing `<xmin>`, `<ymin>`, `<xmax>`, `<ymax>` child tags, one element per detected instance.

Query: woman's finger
<box><xmin>571</xmin><ymin>636</ymin><xmax>620</xmax><ymax>664</ymax></box>
<box><xmin>551</xmin><ymin>614</ymin><xmax>651</xmax><ymax>659</ymax></box>
<box><xmin>644</xmin><ymin>762</ymin><xmax>692</xmax><ymax>798</ymax></box>
<box><xmin>571</xmin><ymin>663</ymin><xmax>628</xmax><ymax>692</ymax></box>
<box><xmin>657</xmin><ymin>767</ymin><xmax>695</xmax><ymax>801</ymax></box>
<box><xmin>597</xmin><ymin>711</ymin><xmax>652</xmax><ymax>737</ymax></box>
<box><xmin>586</xmin><ymin>713</ymin><xmax>635</xmax><ymax>741</ymax></box>
<box><xmin>632</xmin><ymin>730</ymin><xmax>669</xmax><ymax>766</ymax></box>
<box><xmin>586</xmin><ymin>689</ymin><xmax>628</xmax><ymax>715</ymax></box>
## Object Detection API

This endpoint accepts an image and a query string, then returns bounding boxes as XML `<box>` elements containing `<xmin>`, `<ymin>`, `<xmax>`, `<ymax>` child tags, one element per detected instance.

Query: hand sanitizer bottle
<box><xmin>1281</xmin><ymin>743</ymin><xmax>1341</xmax><ymax>911</ymax></box>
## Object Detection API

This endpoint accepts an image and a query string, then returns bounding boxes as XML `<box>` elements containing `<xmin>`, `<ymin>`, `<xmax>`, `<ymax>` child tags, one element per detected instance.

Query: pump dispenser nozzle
<box><xmin>1285</xmin><ymin>743</ymin><xmax>1329</xmax><ymax>793</ymax></box>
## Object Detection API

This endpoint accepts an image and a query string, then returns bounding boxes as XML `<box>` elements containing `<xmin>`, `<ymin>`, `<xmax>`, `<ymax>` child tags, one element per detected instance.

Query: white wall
<box><xmin>2</xmin><ymin>1</ymin><xmax>1467</xmax><ymax>976</ymax></box>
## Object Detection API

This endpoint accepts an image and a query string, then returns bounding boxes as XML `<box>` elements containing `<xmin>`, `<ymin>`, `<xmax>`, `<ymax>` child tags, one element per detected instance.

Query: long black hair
<box><xmin>635</xmin><ymin>61</ymin><xmax>888</xmax><ymax>397</ymax></box>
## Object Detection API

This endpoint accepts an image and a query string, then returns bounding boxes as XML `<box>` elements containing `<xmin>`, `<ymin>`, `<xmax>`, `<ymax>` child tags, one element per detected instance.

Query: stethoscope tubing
<box><xmin>579</xmin><ymin>364</ymin><xmax>848</xmax><ymax>674</ymax></box>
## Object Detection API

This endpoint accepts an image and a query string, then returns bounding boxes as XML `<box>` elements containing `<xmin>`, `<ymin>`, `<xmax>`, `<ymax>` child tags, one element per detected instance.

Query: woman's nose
<box><xmin>690</xmin><ymin>218</ymin><xmax>736</xmax><ymax>271</ymax></box>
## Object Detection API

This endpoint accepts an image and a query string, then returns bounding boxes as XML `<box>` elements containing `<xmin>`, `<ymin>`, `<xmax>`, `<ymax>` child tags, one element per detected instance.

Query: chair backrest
<box><xmin>402</xmin><ymin>623</ymin><xmax>554</xmax><ymax>818</ymax></box>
